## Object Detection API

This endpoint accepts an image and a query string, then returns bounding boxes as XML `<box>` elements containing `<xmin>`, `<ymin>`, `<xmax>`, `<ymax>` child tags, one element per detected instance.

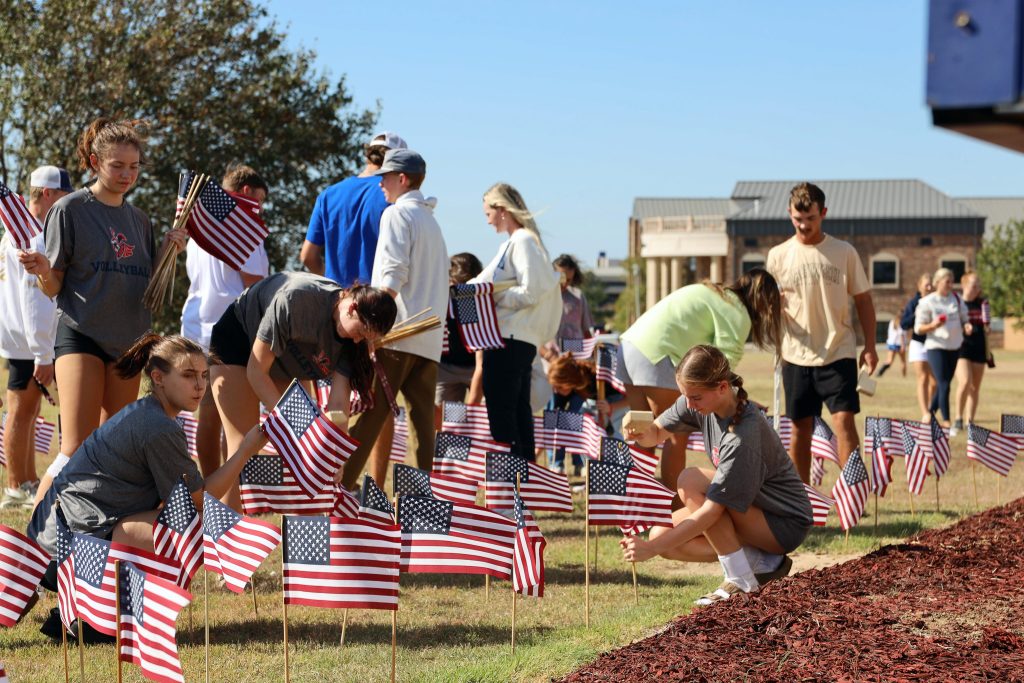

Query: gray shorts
<box><xmin>617</xmin><ymin>340</ymin><xmax>678</xmax><ymax>390</ymax></box>
<box><xmin>434</xmin><ymin>363</ymin><xmax>475</xmax><ymax>405</ymax></box>
<box><xmin>764</xmin><ymin>510</ymin><xmax>811</xmax><ymax>553</ymax></box>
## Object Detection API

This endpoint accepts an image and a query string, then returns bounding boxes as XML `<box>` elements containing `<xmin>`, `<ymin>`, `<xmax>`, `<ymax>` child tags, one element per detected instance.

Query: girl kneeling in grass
<box><xmin>621</xmin><ymin>344</ymin><xmax>812</xmax><ymax>605</ymax></box>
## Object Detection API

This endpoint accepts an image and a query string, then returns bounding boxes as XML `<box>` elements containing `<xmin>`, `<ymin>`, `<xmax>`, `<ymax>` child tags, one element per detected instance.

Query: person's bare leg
<box><xmin>34</xmin><ymin>354</ymin><xmax>106</xmax><ymax>506</ymax></box>
<box><xmin>649</xmin><ymin>506</ymin><xmax>718</xmax><ymax>562</ymax></box>
<box><xmin>101</xmin><ymin>362</ymin><xmax>142</xmax><ymax>425</ymax></box>
<box><xmin>914</xmin><ymin>361</ymin><xmax>934</xmax><ymax>420</ymax></box>
<box><xmin>788</xmin><ymin>416</ymin><xmax>813</xmax><ymax>484</ymax></box>
<box><xmin>210</xmin><ymin>365</ymin><xmax>259</xmax><ymax>508</ymax></box>
<box><xmin>111</xmin><ymin>510</ymin><xmax>160</xmax><ymax>553</ymax></box>
<box><xmin>953</xmin><ymin>358</ymin><xmax>971</xmax><ymax>425</ymax></box>
<box><xmin>4</xmin><ymin>384</ymin><xmax>41</xmax><ymax>488</ymax></box>
<box><xmin>678</xmin><ymin>468</ymin><xmax>785</xmax><ymax>555</ymax></box>
<box><xmin>965</xmin><ymin>362</ymin><xmax>985</xmax><ymax>424</ymax></box>
<box><xmin>195</xmin><ymin>389</ymin><xmax>224</xmax><ymax>477</ymax></box>
<box><xmin>897</xmin><ymin>349</ymin><xmax>907</xmax><ymax>376</ymax></box>
<box><xmin>640</xmin><ymin>386</ymin><xmax>684</xmax><ymax>491</ymax></box>
<box><xmin>830</xmin><ymin>410</ymin><xmax>860</xmax><ymax>467</ymax></box>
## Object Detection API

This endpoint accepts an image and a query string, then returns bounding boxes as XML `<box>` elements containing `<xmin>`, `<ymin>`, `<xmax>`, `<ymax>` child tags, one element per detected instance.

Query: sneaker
<box><xmin>0</xmin><ymin>486</ymin><xmax>30</xmax><ymax>509</ymax></box>
<box><xmin>694</xmin><ymin>580</ymin><xmax>753</xmax><ymax>606</ymax></box>
<box><xmin>754</xmin><ymin>554</ymin><xmax>793</xmax><ymax>585</ymax></box>
<box><xmin>950</xmin><ymin>419</ymin><xmax>963</xmax><ymax>437</ymax></box>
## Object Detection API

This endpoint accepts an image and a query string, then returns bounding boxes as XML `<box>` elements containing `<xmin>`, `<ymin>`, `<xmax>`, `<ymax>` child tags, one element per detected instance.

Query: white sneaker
<box><xmin>694</xmin><ymin>580</ymin><xmax>755</xmax><ymax>606</ymax></box>
<box><xmin>0</xmin><ymin>486</ymin><xmax>30</xmax><ymax>509</ymax></box>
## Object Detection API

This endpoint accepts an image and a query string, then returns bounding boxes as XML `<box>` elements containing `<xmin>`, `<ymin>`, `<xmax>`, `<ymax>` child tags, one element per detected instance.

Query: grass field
<box><xmin>2</xmin><ymin>347</ymin><xmax>1023</xmax><ymax>682</ymax></box>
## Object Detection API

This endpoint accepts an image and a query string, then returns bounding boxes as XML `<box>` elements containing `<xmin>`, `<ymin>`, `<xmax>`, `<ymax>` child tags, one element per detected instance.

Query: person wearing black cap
<box><xmin>0</xmin><ymin>166</ymin><xmax>69</xmax><ymax>508</ymax></box>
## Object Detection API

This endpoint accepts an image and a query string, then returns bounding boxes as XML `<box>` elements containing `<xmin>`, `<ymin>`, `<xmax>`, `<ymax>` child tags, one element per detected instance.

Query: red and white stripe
<box><xmin>0</xmin><ymin>525</ymin><xmax>50</xmax><ymax>627</ymax></box>
<box><xmin>118</xmin><ymin>565</ymin><xmax>192</xmax><ymax>683</ymax></box>
<box><xmin>560</xmin><ymin>337</ymin><xmax>600</xmax><ymax>360</ymax></box>
<box><xmin>399</xmin><ymin>501</ymin><xmax>516</xmax><ymax>579</ymax></box>
<box><xmin>187</xmin><ymin>190</ymin><xmax>267</xmax><ymax>270</ymax></box>
<box><xmin>391</xmin><ymin>407</ymin><xmax>408</xmax><ymax>463</ymax></box>
<box><xmin>803</xmin><ymin>484</ymin><xmax>834</xmax><ymax>527</ymax></box>
<box><xmin>451</xmin><ymin>283</ymin><xmax>504</xmax><ymax>351</ymax></box>
<box><xmin>441</xmin><ymin>402</ymin><xmax>494</xmax><ymax>441</ymax></box>
<box><xmin>512</xmin><ymin>503</ymin><xmax>546</xmax><ymax>598</ymax></box>
<box><xmin>239</xmin><ymin>457</ymin><xmax>337</xmax><ymax>516</ymax></box>
<box><xmin>433</xmin><ymin>433</ymin><xmax>510</xmax><ymax>484</ymax></box>
<box><xmin>427</xmin><ymin>472</ymin><xmax>479</xmax><ymax>506</ymax></box>
<box><xmin>966</xmin><ymin>424</ymin><xmax>1018</xmax><ymax>477</ymax></box>
<box><xmin>203</xmin><ymin>500</ymin><xmax>281</xmax><ymax>594</ymax></box>
<box><xmin>588</xmin><ymin>466</ymin><xmax>675</xmax><ymax>530</ymax></box>
<box><xmin>176</xmin><ymin>412</ymin><xmax>198</xmax><ymax>459</ymax></box>
<box><xmin>484</xmin><ymin>462</ymin><xmax>573</xmax><ymax>513</ymax></box>
<box><xmin>0</xmin><ymin>183</ymin><xmax>41</xmax><ymax>249</ymax></box>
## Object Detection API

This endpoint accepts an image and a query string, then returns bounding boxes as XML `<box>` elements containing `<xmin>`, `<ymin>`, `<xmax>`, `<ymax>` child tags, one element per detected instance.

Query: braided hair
<box><xmin>674</xmin><ymin>344</ymin><xmax>749</xmax><ymax>430</ymax></box>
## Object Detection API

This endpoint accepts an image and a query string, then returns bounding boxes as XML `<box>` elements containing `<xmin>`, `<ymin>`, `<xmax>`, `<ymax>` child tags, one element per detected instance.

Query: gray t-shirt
<box><xmin>658</xmin><ymin>400</ymin><xmax>813</xmax><ymax>525</ymax></box>
<box><xmin>35</xmin><ymin>395</ymin><xmax>202</xmax><ymax>554</ymax></box>
<box><xmin>234</xmin><ymin>271</ymin><xmax>355</xmax><ymax>381</ymax></box>
<box><xmin>44</xmin><ymin>188</ymin><xmax>156</xmax><ymax>358</ymax></box>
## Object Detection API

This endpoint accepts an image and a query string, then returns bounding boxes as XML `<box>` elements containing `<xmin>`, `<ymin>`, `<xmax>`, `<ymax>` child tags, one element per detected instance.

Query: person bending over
<box><xmin>621</xmin><ymin>345</ymin><xmax>812</xmax><ymax>605</ymax></box>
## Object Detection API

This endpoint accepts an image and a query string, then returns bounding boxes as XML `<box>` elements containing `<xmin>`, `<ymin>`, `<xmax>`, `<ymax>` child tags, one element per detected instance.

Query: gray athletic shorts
<box><xmin>434</xmin><ymin>363</ymin><xmax>475</xmax><ymax>405</ymax></box>
<box><xmin>764</xmin><ymin>510</ymin><xmax>811</xmax><ymax>553</ymax></box>
<box><xmin>616</xmin><ymin>340</ymin><xmax>678</xmax><ymax>390</ymax></box>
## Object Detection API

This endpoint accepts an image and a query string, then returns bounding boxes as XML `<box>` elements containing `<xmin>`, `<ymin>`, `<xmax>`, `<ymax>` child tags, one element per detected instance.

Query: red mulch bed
<box><xmin>560</xmin><ymin>500</ymin><xmax>1024</xmax><ymax>682</ymax></box>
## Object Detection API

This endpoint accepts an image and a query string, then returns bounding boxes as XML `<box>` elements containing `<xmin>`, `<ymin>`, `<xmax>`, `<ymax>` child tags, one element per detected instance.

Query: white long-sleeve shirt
<box><xmin>371</xmin><ymin>190</ymin><xmax>449</xmax><ymax>361</ymax></box>
<box><xmin>0</xmin><ymin>231</ymin><xmax>58</xmax><ymax>363</ymax></box>
<box><xmin>471</xmin><ymin>228</ymin><xmax>561</xmax><ymax>348</ymax></box>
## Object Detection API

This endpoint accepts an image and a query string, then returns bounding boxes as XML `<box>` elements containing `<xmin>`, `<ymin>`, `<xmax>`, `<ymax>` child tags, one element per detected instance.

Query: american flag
<box><xmin>864</xmin><ymin>417</ymin><xmax>905</xmax><ymax>457</ymax></box>
<box><xmin>999</xmin><ymin>414</ymin><xmax>1024</xmax><ymax>449</ymax></box>
<box><xmin>966</xmin><ymin>423</ymin><xmax>1018</xmax><ymax>477</ymax></box>
<box><xmin>559</xmin><ymin>337</ymin><xmax>599</xmax><ymax>360</ymax></box>
<box><xmin>152</xmin><ymin>481</ymin><xmax>202</xmax><ymax>589</ymax></box>
<box><xmin>263</xmin><ymin>380</ymin><xmax>358</xmax><ymax>499</ymax></box>
<box><xmin>902</xmin><ymin>422</ymin><xmax>930</xmax><ymax>495</ymax></box>
<box><xmin>441</xmin><ymin>402</ymin><xmax>494</xmax><ymax>441</ymax></box>
<box><xmin>0</xmin><ymin>524</ymin><xmax>50</xmax><ymax>627</ymax></box>
<box><xmin>811</xmin><ymin>417</ymin><xmax>839</xmax><ymax>463</ymax></box>
<box><xmin>283</xmin><ymin>516</ymin><xmax>401</xmax><ymax>610</ymax></box>
<box><xmin>512</xmin><ymin>492</ymin><xmax>546</xmax><ymax>598</ymax></box>
<box><xmin>359</xmin><ymin>475</ymin><xmax>396</xmax><ymax>525</ymax></box>
<box><xmin>175</xmin><ymin>412</ymin><xmax>198</xmax><ymax>458</ymax></box>
<box><xmin>433</xmin><ymin>431</ymin><xmax>510</xmax><ymax>484</ymax></box>
<box><xmin>600</xmin><ymin>436</ymin><xmax>658</xmax><ymax>478</ymax></box>
<box><xmin>595</xmin><ymin>345</ymin><xmax>626</xmax><ymax>393</ymax></box>
<box><xmin>536</xmin><ymin>409</ymin><xmax>604</xmax><ymax>455</ymax></box>
<box><xmin>831</xmin><ymin>449</ymin><xmax>870</xmax><ymax>531</ymax></box>
<box><xmin>202</xmin><ymin>493</ymin><xmax>281</xmax><ymax>594</ymax></box>
<box><xmin>117</xmin><ymin>562</ymin><xmax>192</xmax><ymax>683</ymax></box>
<box><xmin>0</xmin><ymin>181</ymin><xmax>40</xmax><ymax>249</ymax></box>
<box><xmin>55</xmin><ymin>513</ymin><xmax>77</xmax><ymax>631</ymax></box>
<box><xmin>685</xmin><ymin>430</ymin><xmax>706</xmax><ymax>453</ymax></box>
<box><xmin>315</xmin><ymin>378</ymin><xmax>332</xmax><ymax>408</ymax></box>
<box><xmin>315</xmin><ymin>377</ymin><xmax>374</xmax><ymax>419</ymax></box>
<box><xmin>450</xmin><ymin>283</ymin><xmax>504</xmax><ymax>351</ymax></box>
<box><xmin>442</xmin><ymin>303</ymin><xmax>452</xmax><ymax>355</ymax></box>
<box><xmin>803</xmin><ymin>484</ymin><xmax>834</xmax><ymax>526</ymax></box>
<box><xmin>868</xmin><ymin>417</ymin><xmax>893</xmax><ymax>497</ymax></box>
<box><xmin>398</xmin><ymin>495</ymin><xmax>516</xmax><ymax>579</ymax></box>
<box><xmin>72</xmin><ymin>534</ymin><xmax>178</xmax><ymax>636</ymax></box>
<box><xmin>587</xmin><ymin>460</ymin><xmax>675</xmax><ymax>531</ymax></box>
<box><xmin>929</xmin><ymin>417</ymin><xmax>951</xmax><ymax>478</ymax></box>
<box><xmin>810</xmin><ymin>457</ymin><xmax>827</xmax><ymax>488</ymax></box>
<box><xmin>258</xmin><ymin>410</ymin><xmax>278</xmax><ymax>455</ymax></box>
<box><xmin>181</xmin><ymin>171</ymin><xmax>268</xmax><ymax>271</ymax></box>
<box><xmin>763</xmin><ymin>414</ymin><xmax>793</xmax><ymax>449</ymax></box>
<box><xmin>394</xmin><ymin>463</ymin><xmax>479</xmax><ymax>506</ymax></box>
<box><xmin>239</xmin><ymin>455</ymin><xmax>336</xmax><ymax>516</ymax></box>
<box><xmin>333</xmin><ymin>485</ymin><xmax>360</xmax><ymax>518</ymax></box>
<box><xmin>391</xmin><ymin>407</ymin><xmax>408</xmax><ymax>463</ymax></box>
<box><xmin>483</xmin><ymin>451</ymin><xmax>573</xmax><ymax>512</ymax></box>
<box><xmin>0</xmin><ymin>414</ymin><xmax>56</xmax><ymax>464</ymax></box>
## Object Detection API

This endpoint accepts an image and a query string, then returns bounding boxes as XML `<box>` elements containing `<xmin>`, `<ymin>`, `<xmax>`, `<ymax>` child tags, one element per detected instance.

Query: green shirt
<box><xmin>621</xmin><ymin>284</ymin><xmax>750</xmax><ymax>369</ymax></box>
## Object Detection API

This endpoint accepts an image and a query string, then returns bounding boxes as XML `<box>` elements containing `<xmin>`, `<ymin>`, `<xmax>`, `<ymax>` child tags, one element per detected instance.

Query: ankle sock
<box><xmin>718</xmin><ymin>549</ymin><xmax>758</xmax><ymax>592</ymax></box>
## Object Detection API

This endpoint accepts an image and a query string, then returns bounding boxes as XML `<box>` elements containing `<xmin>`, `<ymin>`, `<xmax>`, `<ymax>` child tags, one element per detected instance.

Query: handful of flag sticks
<box><xmin>142</xmin><ymin>172</ymin><xmax>210</xmax><ymax>312</ymax></box>
<box><xmin>375</xmin><ymin>307</ymin><xmax>441</xmax><ymax>348</ymax></box>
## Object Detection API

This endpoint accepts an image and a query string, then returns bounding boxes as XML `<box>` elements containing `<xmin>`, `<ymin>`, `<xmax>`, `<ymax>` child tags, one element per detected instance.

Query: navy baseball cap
<box><xmin>374</xmin><ymin>149</ymin><xmax>426</xmax><ymax>176</ymax></box>
<box><xmin>30</xmin><ymin>166</ymin><xmax>73</xmax><ymax>192</ymax></box>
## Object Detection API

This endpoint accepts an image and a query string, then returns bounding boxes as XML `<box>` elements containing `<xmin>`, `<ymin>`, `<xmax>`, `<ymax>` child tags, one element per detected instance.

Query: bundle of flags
<box><xmin>202</xmin><ymin>493</ymin><xmax>281</xmax><ymax>593</ymax></box>
<box><xmin>118</xmin><ymin>561</ymin><xmax>192</xmax><ymax>683</ymax></box>
<box><xmin>0</xmin><ymin>525</ymin><xmax>50</xmax><ymax>627</ymax></box>
<box><xmin>534</xmin><ymin>409</ymin><xmax>604</xmax><ymax>454</ymax></box>
<box><xmin>0</xmin><ymin>181</ymin><xmax>40</xmax><ymax>249</ymax></box>
<box><xmin>262</xmin><ymin>380</ymin><xmax>358</xmax><ymax>499</ymax></box>
<box><xmin>283</xmin><ymin>515</ymin><xmax>401</xmax><ymax>611</ymax></box>
<box><xmin>178</xmin><ymin>170</ymin><xmax>268</xmax><ymax>271</ymax></box>
<box><xmin>483</xmin><ymin>451</ymin><xmax>572</xmax><ymax>512</ymax></box>
<box><xmin>966</xmin><ymin>423</ymin><xmax>1018</xmax><ymax>477</ymax></box>
<box><xmin>450</xmin><ymin>283</ymin><xmax>504</xmax><ymax>351</ymax></box>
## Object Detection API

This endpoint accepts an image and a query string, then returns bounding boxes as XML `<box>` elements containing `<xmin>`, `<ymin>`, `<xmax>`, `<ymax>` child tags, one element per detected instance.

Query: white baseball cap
<box><xmin>30</xmin><ymin>166</ymin><xmax>73</xmax><ymax>192</ymax></box>
<box><xmin>366</xmin><ymin>131</ymin><xmax>408</xmax><ymax>150</ymax></box>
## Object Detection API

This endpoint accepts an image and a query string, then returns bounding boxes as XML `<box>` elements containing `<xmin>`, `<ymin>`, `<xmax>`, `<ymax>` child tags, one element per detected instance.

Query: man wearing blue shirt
<box><xmin>300</xmin><ymin>131</ymin><xmax>408</xmax><ymax>285</ymax></box>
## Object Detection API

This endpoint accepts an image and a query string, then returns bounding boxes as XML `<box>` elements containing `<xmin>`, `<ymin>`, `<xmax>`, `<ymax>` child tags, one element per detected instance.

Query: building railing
<box><xmin>641</xmin><ymin>215</ymin><xmax>727</xmax><ymax>233</ymax></box>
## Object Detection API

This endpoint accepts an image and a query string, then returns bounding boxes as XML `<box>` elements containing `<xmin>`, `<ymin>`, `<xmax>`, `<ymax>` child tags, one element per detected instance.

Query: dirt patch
<box><xmin>559</xmin><ymin>501</ymin><xmax>1024</xmax><ymax>682</ymax></box>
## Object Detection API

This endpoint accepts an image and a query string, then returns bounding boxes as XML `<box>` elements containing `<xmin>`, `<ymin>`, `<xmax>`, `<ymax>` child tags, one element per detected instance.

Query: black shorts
<box><xmin>782</xmin><ymin>358</ymin><xmax>859</xmax><ymax>420</ymax></box>
<box><xmin>4</xmin><ymin>358</ymin><xmax>35</xmax><ymax>390</ymax></box>
<box><xmin>209</xmin><ymin>306</ymin><xmax>252</xmax><ymax>367</ymax></box>
<box><xmin>54</xmin><ymin>321</ymin><xmax>114</xmax><ymax>363</ymax></box>
<box><xmin>959</xmin><ymin>334</ymin><xmax>987</xmax><ymax>364</ymax></box>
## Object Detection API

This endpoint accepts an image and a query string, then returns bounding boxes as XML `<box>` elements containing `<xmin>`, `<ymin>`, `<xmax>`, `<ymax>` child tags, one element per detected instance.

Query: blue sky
<box><xmin>267</xmin><ymin>1</ymin><xmax>1024</xmax><ymax>267</ymax></box>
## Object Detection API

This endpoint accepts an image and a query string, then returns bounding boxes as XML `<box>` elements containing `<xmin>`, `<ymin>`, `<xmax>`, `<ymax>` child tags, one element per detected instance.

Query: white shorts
<box><xmin>908</xmin><ymin>339</ymin><xmax>928</xmax><ymax>364</ymax></box>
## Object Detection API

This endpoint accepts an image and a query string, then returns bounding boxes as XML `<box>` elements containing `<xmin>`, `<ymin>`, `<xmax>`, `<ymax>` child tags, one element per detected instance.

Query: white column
<box><xmin>710</xmin><ymin>256</ymin><xmax>723</xmax><ymax>284</ymax></box>
<box><xmin>645</xmin><ymin>257</ymin><xmax>659</xmax><ymax>311</ymax></box>
<box><xmin>670</xmin><ymin>257</ymin><xmax>684</xmax><ymax>292</ymax></box>
<box><xmin>659</xmin><ymin>258</ymin><xmax>671</xmax><ymax>306</ymax></box>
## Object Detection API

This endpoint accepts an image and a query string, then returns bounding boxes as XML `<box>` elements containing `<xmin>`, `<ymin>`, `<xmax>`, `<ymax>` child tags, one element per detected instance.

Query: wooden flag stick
<box><xmin>972</xmin><ymin>461</ymin><xmax>979</xmax><ymax>509</ymax></box>
<box><xmin>631</xmin><ymin>560</ymin><xmax>639</xmax><ymax>606</ymax></box>
<box><xmin>486</xmin><ymin>574</ymin><xmax>490</xmax><ymax>601</ymax></box>
<box><xmin>391</xmin><ymin>307</ymin><xmax>432</xmax><ymax>328</ymax></box>
<box><xmin>934</xmin><ymin>475</ymin><xmax>940</xmax><ymax>514</ymax></box>
<box><xmin>204</xmin><ymin>569</ymin><xmax>210</xmax><ymax>683</ymax></box>
<box><xmin>908</xmin><ymin>488</ymin><xmax>916</xmax><ymax>517</ymax></box>
<box><xmin>77</xmin><ymin>605</ymin><xmax>85</xmax><ymax>683</ymax></box>
<box><xmin>391</xmin><ymin>610</ymin><xmax>398</xmax><ymax>683</ymax></box>
<box><xmin>61</xmin><ymin>608</ymin><xmax>69</xmax><ymax>683</ymax></box>
<box><xmin>510</xmin><ymin>586</ymin><xmax>517</xmax><ymax>654</ymax></box>
<box><xmin>251</xmin><ymin>581</ymin><xmax>258</xmax><ymax>616</ymax></box>
<box><xmin>339</xmin><ymin>609</ymin><xmax>349</xmax><ymax>646</ymax></box>
<box><xmin>584</xmin><ymin>462</ymin><xmax>590</xmax><ymax>629</ymax></box>
<box><xmin>593</xmin><ymin>524</ymin><xmax>599</xmax><ymax>573</ymax></box>
<box><xmin>844</xmin><ymin>529</ymin><xmax>850</xmax><ymax>553</ymax></box>
<box><xmin>873</xmin><ymin>491</ymin><xmax>878</xmax><ymax>536</ymax></box>
<box><xmin>115</xmin><ymin>560</ymin><xmax>122</xmax><ymax>683</ymax></box>
<box><xmin>282</xmin><ymin>515</ymin><xmax>291</xmax><ymax>683</ymax></box>
<box><xmin>997</xmin><ymin>475</ymin><xmax>1002</xmax><ymax>506</ymax></box>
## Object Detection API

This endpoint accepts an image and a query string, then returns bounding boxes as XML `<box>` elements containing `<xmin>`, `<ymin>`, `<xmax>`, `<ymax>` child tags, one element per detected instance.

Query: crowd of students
<box><xmin>1</xmin><ymin>116</ymin><xmax>981</xmax><ymax>618</ymax></box>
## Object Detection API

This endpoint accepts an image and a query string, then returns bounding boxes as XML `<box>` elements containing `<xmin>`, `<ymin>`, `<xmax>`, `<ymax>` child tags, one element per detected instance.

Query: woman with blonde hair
<box><xmin>471</xmin><ymin>183</ymin><xmax>561</xmax><ymax>458</ymax></box>
<box><xmin>616</xmin><ymin>268</ymin><xmax>782</xmax><ymax>490</ymax></box>
<box><xmin>622</xmin><ymin>344</ymin><xmax>811</xmax><ymax>605</ymax></box>
<box><xmin>19</xmin><ymin>117</ymin><xmax>187</xmax><ymax>506</ymax></box>
<box><xmin>915</xmin><ymin>267</ymin><xmax>971</xmax><ymax>426</ymax></box>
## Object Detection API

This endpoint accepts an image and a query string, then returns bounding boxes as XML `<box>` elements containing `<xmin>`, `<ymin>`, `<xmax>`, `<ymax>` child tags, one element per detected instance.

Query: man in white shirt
<box><xmin>180</xmin><ymin>165</ymin><xmax>270</xmax><ymax>477</ymax></box>
<box><xmin>341</xmin><ymin>150</ymin><xmax>449</xmax><ymax>489</ymax></box>
<box><xmin>0</xmin><ymin>166</ymin><xmax>67</xmax><ymax>508</ymax></box>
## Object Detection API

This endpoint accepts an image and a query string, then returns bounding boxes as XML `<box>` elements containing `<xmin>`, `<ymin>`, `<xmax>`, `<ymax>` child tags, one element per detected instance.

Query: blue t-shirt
<box><xmin>305</xmin><ymin>175</ymin><xmax>388</xmax><ymax>286</ymax></box>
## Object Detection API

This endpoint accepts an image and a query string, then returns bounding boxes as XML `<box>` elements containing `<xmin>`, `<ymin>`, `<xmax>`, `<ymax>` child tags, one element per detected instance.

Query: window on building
<box><xmin>870</xmin><ymin>253</ymin><xmax>899</xmax><ymax>288</ymax></box>
<box><xmin>741</xmin><ymin>253</ymin><xmax>765</xmax><ymax>274</ymax></box>
<box><xmin>940</xmin><ymin>254</ymin><xmax>968</xmax><ymax>284</ymax></box>
<box><xmin>744</xmin><ymin>237</ymin><xmax>758</xmax><ymax>247</ymax></box>
<box><xmin>875</xmin><ymin>316</ymin><xmax>892</xmax><ymax>344</ymax></box>
<box><xmin>920</xmin><ymin>237</ymin><xmax>933</xmax><ymax>247</ymax></box>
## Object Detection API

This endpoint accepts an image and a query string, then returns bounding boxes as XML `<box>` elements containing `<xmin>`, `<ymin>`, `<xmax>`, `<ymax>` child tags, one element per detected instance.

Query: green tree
<box><xmin>978</xmin><ymin>220</ymin><xmax>1024</xmax><ymax>327</ymax></box>
<box><xmin>610</xmin><ymin>257</ymin><xmax>644</xmax><ymax>333</ymax></box>
<box><xmin>0</xmin><ymin>0</ymin><xmax>376</xmax><ymax>331</ymax></box>
<box><xmin>579</xmin><ymin>270</ymin><xmax>608</xmax><ymax>329</ymax></box>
